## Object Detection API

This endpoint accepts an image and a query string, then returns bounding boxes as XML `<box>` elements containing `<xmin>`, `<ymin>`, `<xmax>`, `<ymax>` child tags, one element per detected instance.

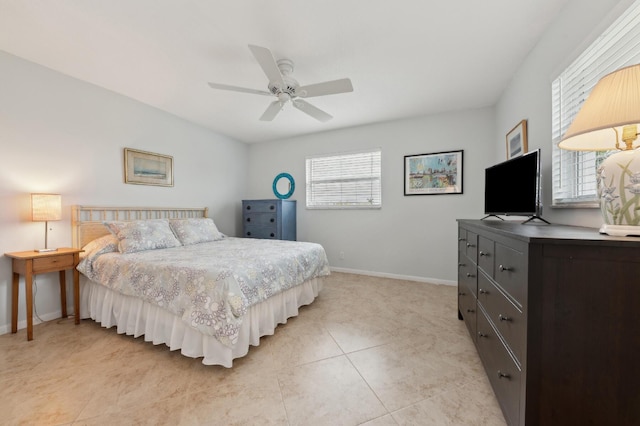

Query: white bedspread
<box><xmin>77</xmin><ymin>237</ymin><xmax>330</xmax><ymax>347</ymax></box>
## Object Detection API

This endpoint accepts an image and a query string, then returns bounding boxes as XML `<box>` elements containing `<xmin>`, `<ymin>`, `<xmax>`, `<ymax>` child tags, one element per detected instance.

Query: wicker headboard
<box><xmin>71</xmin><ymin>205</ymin><xmax>209</xmax><ymax>248</ymax></box>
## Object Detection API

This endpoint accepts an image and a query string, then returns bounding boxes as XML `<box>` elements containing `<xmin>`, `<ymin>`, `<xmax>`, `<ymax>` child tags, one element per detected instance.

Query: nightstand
<box><xmin>5</xmin><ymin>248</ymin><xmax>83</xmax><ymax>341</ymax></box>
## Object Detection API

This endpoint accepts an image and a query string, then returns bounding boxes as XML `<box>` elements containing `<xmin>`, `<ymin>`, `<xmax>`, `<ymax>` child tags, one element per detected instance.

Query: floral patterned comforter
<box><xmin>77</xmin><ymin>237</ymin><xmax>330</xmax><ymax>347</ymax></box>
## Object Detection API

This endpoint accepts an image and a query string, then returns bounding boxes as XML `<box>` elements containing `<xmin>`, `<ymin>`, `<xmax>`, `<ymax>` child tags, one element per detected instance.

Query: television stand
<box><xmin>480</xmin><ymin>214</ymin><xmax>504</xmax><ymax>221</ymax></box>
<box><xmin>522</xmin><ymin>215</ymin><xmax>550</xmax><ymax>224</ymax></box>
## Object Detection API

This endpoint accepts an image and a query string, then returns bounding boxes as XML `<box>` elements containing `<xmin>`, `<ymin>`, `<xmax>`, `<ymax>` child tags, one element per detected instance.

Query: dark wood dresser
<box><xmin>242</xmin><ymin>199</ymin><xmax>296</xmax><ymax>241</ymax></box>
<box><xmin>457</xmin><ymin>219</ymin><xmax>640</xmax><ymax>425</ymax></box>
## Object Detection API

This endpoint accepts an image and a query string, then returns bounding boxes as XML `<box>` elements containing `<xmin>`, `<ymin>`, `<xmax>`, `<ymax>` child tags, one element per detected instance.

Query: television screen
<box><xmin>484</xmin><ymin>149</ymin><xmax>541</xmax><ymax>216</ymax></box>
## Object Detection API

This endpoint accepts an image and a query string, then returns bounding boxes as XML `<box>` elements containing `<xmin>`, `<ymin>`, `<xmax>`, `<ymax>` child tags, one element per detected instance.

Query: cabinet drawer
<box><xmin>478</xmin><ymin>236</ymin><xmax>494</xmax><ymax>277</ymax></box>
<box><xmin>32</xmin><ymin>254</ymin><xmax>74</xmax><ymax>273</ymax></box>
<box><xmin>244</xmin><ymin>213</ymin><xmax>277</xmax><ymax>227</ymax></box>
<box><xmin>478</xmin><ymin>272</ymin><xmax>525</xmax><ymax>364</ymax></box>
<box><xmin>458</xmin><ymin>253</ymin><xmax>477</xmax><ymax>297</ymax></box>
<box><xmin>465</xmin><ymin>231</ymin><xmax>478</xmax><ymax>263</ymax></box>
<box><xmin>244</xmin><ymin>226</ymin><xmax>278</xmax><ymax>239</ymax></box>
<box><xmin>458</xmin><ymin>287</ymin><xmax>477</xmax><ymax>341</ymax></box>
<box><xmin>243</xmin><ymin>201</ymin><xmax>278</xmax><ymax>213</ymax></box>
<box><xmin>493</xmin><ymin>242</ymin><xmax>527</xmax><ymax>305</ymax></box>
<box><xmin>477</xmin><ymin>309</ymin><xmax>521</xmax><ymax>426</ymax></box>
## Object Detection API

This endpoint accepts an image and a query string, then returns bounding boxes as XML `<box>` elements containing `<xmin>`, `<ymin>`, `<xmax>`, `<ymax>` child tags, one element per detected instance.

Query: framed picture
<box><xmin>124</xmin><ymin>148</ymin><xmax>174</xmax><ymax>186</ymax></box>
<box><xmin>404</xmin><ymin>150</ymin><xmax>463</xmax><ymax>195</ymax></box>
<box><xmin>506</xmin><ymin>119</ymin><xmax>528</xmax><ymax>159</ymax></box>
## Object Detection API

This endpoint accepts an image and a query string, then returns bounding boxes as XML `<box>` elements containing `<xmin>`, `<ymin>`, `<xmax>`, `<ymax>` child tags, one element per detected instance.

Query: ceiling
<box><xmin>0</xmin><ymin>0</ymin><xmax>570</xmax><ymax>144</ymax></box>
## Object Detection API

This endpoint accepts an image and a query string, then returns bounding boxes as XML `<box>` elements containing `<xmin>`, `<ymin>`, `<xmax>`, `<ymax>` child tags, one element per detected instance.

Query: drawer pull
<box><xmin>499</xmin><ymin>314</ymin><xmax>512</xmax><ymax>322</ymax></box>
<box><xmin>458</xmin><ymin>262</ymin><xmax>465</xmax><ymax>267</ymax></box>
<box><xmin>458</xmin><ymin>238</ymin><xmax>466</xmax><ymax>242</ymax></box>
<box><xmin>466</xmin><ymin>273</ymin><xmax>475</xmax><ymax>278</ymax></box>
<box><xmin>246</xmin><ymin>206</ymin><xmax>251</xmax><ymax>210</ymax></box>
<box><xmin>497</xmin><ymin>371</ymin><xmax>511</xmax><ymax>380</ymax></box>
<box><xmin>479</xmin><ymin>251</ymin><xmax>489</xmax><ymax>257</ymax></box>
<box><xmin>458</xmin><ymin>291</ymin><xmax>466</xmax><ymax>296</ymax></box>
<box><xmin>498</xmin><ymin>264</ymin><xmax>512</xmax><ymax>272</ymax></box>
<box><xmin>478</xmin><ymin>332</ymin><xmax>488</xmax><ymax>338</ymax></box>
<box><xmin>270</xmin><ymin>233</ymin><xmax>275</xmax><ymax>237</ymax></box>
<box><xmin>270</xmin><ymin>218</ymin><xmax>275</xmax><ymax>223</ymax></box>
<box><xmin>466</xmin><ymin>242</ymin><xmax>476</xmax><ymax>248</ymax></box>
<box><xmin>479</xmin><ymin>288</ymin><xmax>488</xmax><ymax>295</ymax></box>
<box><xmin>270</xmin><ymin>205</ymin><xmax>275</xmax><ymax>210</ymax></box>
<box><xmin>246</xmin><ymin>218</ymin><xmax>251</xmax><ymax>222</ymax></box>
<box><xmin>466</xmin><ymin>308</ymin><xmax>475</xmax><ymax>313</ymax></box>
<box><xmin>247</xmin><ymin>232</ymin><xmax>252</xmax><ymax>236</ymax></box>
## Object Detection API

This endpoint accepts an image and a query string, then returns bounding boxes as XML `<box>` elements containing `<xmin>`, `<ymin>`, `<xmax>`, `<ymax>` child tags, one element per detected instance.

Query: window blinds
<box><xmin>306</xmin><ymin>148</ymin><xmax>382</xmax><ymax>209</ymax></box>
<box><xmin>551</xmin><ymin>0</ymin><xmax>640</xmax><ymax>206</ymax></box>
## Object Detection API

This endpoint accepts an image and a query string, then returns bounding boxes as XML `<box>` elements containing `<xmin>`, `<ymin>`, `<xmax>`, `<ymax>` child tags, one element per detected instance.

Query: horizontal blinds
<box><xmin>551</xmin><ymin>0</ymin><xmax>640</xmax><ymax>206</ymax></box>
<box><xmin>306</xmin><ymin>148</ymin><xmax>382</xmax><ymax>209</ymax></box>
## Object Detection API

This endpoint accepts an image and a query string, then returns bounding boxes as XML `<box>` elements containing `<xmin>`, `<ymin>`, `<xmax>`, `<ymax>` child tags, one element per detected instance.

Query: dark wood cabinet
<box><xmin>242</xmin><ymin>199</ymin><xmax>296</xmax><ymax>241</ymax></box>
<box><xmin>457</xmin><ymin>219</ymin><xmax>640</xmax><ymax>425</ymax></box>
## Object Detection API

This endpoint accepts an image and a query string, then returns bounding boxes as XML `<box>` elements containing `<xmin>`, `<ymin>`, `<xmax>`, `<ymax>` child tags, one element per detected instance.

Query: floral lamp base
<box><xmin>597</xmin><ymin>149</ymin><xmax>640</xmax><ymax>236</ymax></box>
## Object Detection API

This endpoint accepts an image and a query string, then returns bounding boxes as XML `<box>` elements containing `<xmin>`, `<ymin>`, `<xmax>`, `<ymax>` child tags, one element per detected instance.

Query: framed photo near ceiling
<box><xmin>404</xmin><ymin>150</ymin><xmax>463</xmax><ymax>195</ymax></box>
<box><xmin>124</xmin><ymin>148</ymin><xmax>174</xmax><ymax>186</ymax></box>
<box><xmin>506</xmin><ymin>119</ymin><xmax>528</xmax><ymax>159</ymax></box>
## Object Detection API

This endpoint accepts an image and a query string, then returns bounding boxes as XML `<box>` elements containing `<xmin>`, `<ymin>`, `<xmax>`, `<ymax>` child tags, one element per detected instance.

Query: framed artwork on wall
<box><xmin>124</xmin><ymin>148</ymin><xmax>174</xmax><ymax>186</ymax></box>
<box><xmin>506</xmin><ymin>119</ymin><xmax>528</xmax><ymax>159</ymax></box>
<box><xmin>404</xmin><ymin>150</ymin><xmax>463</xmax><ymax>195</ymax></box>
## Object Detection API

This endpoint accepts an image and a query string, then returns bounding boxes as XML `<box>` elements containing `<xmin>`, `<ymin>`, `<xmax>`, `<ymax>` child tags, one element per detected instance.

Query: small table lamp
<box><xmin>31</xmin><ymin>193</ymin><xmax>62</xmax><ymax>252</ymax></box>
<box><xmin>559</xmin><ymin>63</ymin><xmax>640</xmax><ymax>236</ymax></box>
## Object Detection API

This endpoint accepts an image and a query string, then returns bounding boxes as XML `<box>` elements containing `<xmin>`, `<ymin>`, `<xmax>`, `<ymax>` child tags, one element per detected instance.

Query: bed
<box><xmin>71</xmin><ymin>205</ymin><xmax>330</xmax><ymax>367</ymax></box>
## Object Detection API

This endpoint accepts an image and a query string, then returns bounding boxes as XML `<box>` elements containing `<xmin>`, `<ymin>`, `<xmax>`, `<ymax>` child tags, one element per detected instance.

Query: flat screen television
<box><xmin>484</xmin><ymin>149</ymin><xmax>543</xmax><ymax>220</ymax></box>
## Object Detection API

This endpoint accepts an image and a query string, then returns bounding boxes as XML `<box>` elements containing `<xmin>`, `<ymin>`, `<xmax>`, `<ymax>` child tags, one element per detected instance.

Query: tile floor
<box><xmin>0</xmin><ymin>272</ymin><xmax>507</xmax><ymax>425</ymax></box>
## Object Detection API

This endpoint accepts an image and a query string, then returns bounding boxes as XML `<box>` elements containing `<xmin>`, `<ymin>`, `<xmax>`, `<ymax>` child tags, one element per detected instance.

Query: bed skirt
<box><xmin>79</xmin><ymin>276</ymin><xmax>323</xmax><ymax>367</ymax></box>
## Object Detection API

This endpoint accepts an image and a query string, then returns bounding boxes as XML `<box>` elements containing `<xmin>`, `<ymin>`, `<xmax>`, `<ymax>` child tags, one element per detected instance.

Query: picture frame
<box><xmin>124</xmin><ymin>148</ymin><xmax>174</xmax><ymax>187</ymax></box>
<box><xmin>404</xmin><ymin>150</ymin><xmax>463</xmax><ymax>195</ymax></box>
<box><xmin>506</xmin><ymin>119</ymin><xmax>528</xmax><ymax>159</ymax></box>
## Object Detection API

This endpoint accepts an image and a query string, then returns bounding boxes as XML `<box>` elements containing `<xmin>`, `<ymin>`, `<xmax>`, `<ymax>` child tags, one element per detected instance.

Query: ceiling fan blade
<box><xmin>297</xmin><ymin>78</ymin><xmax>353</xmax><ymax>98</ymax></box>
<box><xmin>260</xmin><ymin>100</ymin><xmax>283</xmax><ymax>121</ymax></box>
<box><xmin>208</xmin><ymin>82</ymin><xmax>272</xmax><ymax>96</ymax></box>
<box><xmin>292</xmin><ymin>99</ymin><xmax>333</xmax><ymax>122</ymax></box>
<box><xmin>248</xmin><ymin>44</ymin><xmax>285</xmax><ymax>87</ymax></box>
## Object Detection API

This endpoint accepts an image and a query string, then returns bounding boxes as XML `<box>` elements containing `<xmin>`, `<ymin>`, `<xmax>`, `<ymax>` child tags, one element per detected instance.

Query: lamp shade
<box><xmin>31</xmin><ymin>193</ymin><xmax>62</xmax><ymax>222</ymax></box>
<box><xmin>559</xmin><ymin>63</ymin><xmax>640</xmax><ymax>151</ymax></box>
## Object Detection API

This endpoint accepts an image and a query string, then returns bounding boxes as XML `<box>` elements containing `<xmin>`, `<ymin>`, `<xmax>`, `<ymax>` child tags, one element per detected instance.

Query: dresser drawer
<box><xmin>244</xmin><ymin>213</ymin><xmax>277</xmax><ymax>227</ymax></box>
<box><xmin>465</xmin><ymin>231</ymin><xmax>478</xmax><ymax>263</ymax></box>
<box><xmin>477</xmin><ymin>309</ymin><xmax>521</xmax><ymax>426</ymax></box>
<box><xmin>478</xmin><ymin>272</ymin><xmax>525</xmax><ymax>364</ymax></box>
<box><xmin>493</xmin><ymin>242</ymin><xmax>527</xmax><ymax>306</ymax></box>
<box><xmin>243</xmin><ymin>201</ymin><xmax>278</xmax><ymax>213</ymax></box>
<box><xmin>478</xmin><ymin>236</ymin><xmax>494</xmax><ymax>277</ymax></box>
<box><xmin>458</xmin><ymin>253</ymin><xmax>477</xmax><ymax>297</ymax></box>
<box><xmin>244</xmin><ymin>226</ymin><xmax>278</xmax><ymax>239</ymax></box>
<box><xmin>32</xmin><ymin>254</ymin><xmax>74</xmax><ymax>273</ymax></box>
<box><xmin>458</xmin><ymin>287</ymin><xmax>477</xmax><ymax>340</ymax></box>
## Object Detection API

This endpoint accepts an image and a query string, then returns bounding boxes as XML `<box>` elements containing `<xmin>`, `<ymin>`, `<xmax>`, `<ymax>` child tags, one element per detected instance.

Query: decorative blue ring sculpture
<box><xmin>272</xmin><ymin>173</ymin><xmax>295</xmax><ymax>199</ymax></box>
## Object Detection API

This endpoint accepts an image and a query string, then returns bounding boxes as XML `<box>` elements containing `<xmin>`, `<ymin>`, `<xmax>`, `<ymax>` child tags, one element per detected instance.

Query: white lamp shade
<box><xmin>31</xmin><ymin>193</ymin><xmax>62</xmax><ymax>222</ymax></box>
<box><xmin>559</xmin><ymin>63</ymin><xmax>640</xmax><ymax>151</ymax></box>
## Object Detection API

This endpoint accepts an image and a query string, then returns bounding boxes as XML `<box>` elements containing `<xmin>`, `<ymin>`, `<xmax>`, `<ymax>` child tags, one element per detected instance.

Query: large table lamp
<box><xmin>559</xmin><ymin>63</ymin><xmax>640</xmax><ymax>236</ymax></box>
<box><xmin>31</xmin><ymin>193</ymin><xmax>62</xmax><ymax>252</ymax></box>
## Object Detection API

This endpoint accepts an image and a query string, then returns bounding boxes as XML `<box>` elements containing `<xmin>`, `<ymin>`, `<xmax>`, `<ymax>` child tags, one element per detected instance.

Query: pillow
<box><xmin>81</xmin><ymin>234</ymin><xmax>119</xmax><ymax>259</ymax></box>
<box><xmin>169</xmin><ymin>218</ymin><xmax>224</xmax><ymax>246</ymax></box>
<box><xmin>103</xmin><ymin>219</ymin><xmax>182</xmax><ymax>253</ymax></box>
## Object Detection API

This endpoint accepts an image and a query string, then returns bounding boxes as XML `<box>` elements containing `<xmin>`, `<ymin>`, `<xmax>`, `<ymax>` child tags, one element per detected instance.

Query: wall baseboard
<box><xmin>0</xmin><ymin>310</ymin><xmax>66</xmax><ymax>336</ymax></box>
<box><xmin>329</xmin><ymin>267</ymin><xmax>456</xmax><ymax>286</ymax></box>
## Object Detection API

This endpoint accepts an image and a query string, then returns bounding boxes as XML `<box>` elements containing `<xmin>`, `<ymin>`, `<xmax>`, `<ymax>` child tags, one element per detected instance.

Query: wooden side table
<box><xmin>5</xmin><ymin>248</ymin><xmax>83</xmax><ymax>341</ymax></box>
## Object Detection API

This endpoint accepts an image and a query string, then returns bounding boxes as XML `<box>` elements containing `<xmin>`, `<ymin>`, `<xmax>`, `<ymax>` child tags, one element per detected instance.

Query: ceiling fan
<box><xmin>208</xmin><ymin>44</ymin><xmax>353</xmax><ymax>122</ymax></box>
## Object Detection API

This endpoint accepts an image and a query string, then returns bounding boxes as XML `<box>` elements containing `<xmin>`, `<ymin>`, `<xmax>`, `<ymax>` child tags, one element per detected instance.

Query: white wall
<box><xmin>0</xmin><ymin>51</ymin><xmax>248</xmax><ymax>333</ymax></box>
<box><xmin>247</xmin><ymin>107</ymin><xmax>495</xmax><ymax>284</ymax></box>
<box><xmin>495</xmin><ymin>0</ymin><xmax>635</xmax><ymax>227</ymax></box>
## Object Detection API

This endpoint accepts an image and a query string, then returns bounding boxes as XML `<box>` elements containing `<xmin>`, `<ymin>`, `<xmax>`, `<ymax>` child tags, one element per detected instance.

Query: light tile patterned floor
<box><xmin>0</xmin><ymin>272</ymin><xmax>507</xmax><ymax>425</ymax></box>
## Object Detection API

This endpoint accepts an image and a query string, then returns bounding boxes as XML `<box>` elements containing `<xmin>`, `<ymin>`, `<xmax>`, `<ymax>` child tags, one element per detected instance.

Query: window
<box><xmin>306</xmin><ymin>148</ymin><xmax>382</xmax><ymax>209</ymax></box>
<box><xmin>551</xmin><ymin>0</ymin><xmax>640</xmax><ymax>207</ymax></box>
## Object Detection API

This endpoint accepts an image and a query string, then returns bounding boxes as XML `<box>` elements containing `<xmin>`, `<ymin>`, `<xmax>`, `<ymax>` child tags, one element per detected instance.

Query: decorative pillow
<box><xmin>169</xmin><ymin>218</ymin><xmax>224</xmax><ymax>246</ymax></box>
<box><xmin>103</xmin><ymin>219</ymin><xmax>182</xmax><ymax>253</ymax></box>
<box><xmin>81</xmin><ymin>234</ymin><xmax>119</xmax><ymax>259</ymax></box>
